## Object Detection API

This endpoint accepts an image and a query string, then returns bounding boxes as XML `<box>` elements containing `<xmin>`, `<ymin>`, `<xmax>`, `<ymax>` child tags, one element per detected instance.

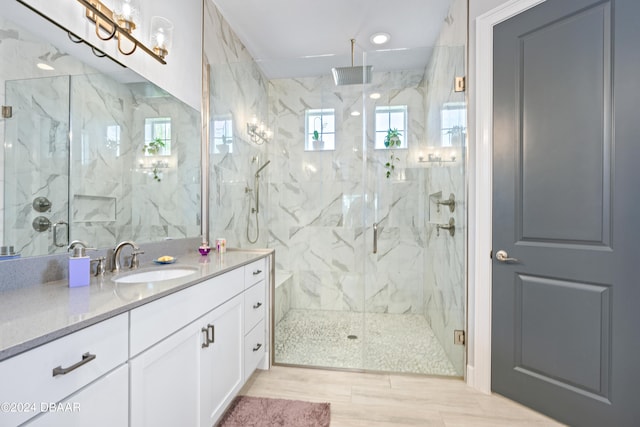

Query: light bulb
<box><xmin>150</xmin><ymin>16</ymin><xmax>173</xmax><ymax>59</ymax></box>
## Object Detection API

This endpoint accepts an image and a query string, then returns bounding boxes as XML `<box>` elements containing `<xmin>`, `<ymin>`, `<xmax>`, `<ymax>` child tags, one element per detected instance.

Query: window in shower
<box><xmin>144</xmin><ymin>117</ymin><xmax>172</xmax><ymax>155</ymax></box>
<box><xmin>213</xmin><ymin>116</ymin><xmax>233</xmax><ymax>154</ymax></box>
<box><xmin>374</xmin><ymin>105</ymin><xmax>407</xmax><ymax>149</ymax></box>
<box><xmin>106</xmin><ymin>124</ymin><xmax>121</xmax><ymax>157</ymax></box>
<box><xmin>440</xmin><ymin>102</ymin><xmax>466</xmax><ymax>147</ymax></box>
<box><xmin>305</xmin><ymin>108</ymin><xmax>335</xmax><ymax>151</ymax></box>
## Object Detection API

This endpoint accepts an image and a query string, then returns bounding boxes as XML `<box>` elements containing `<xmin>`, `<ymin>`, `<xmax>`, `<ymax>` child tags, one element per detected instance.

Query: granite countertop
<box><xmin>0</xmin><ymin>249</ymin><xmax>273</xmax><ymax>362</ymax></box>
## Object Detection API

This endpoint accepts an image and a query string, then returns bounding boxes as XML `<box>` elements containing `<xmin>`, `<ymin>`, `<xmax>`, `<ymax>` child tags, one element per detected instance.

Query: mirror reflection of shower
<box><xmin>246</xmin><ymin>158</ymin><xmax>271</xmax><ymax>243</ymax></box>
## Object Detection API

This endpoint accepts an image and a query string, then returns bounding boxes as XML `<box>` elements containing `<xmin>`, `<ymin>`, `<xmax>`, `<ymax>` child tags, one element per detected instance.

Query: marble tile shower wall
<box><xmin>205</xmin><ymin>3</ymin><xmax>270</xmax><ymax>248</ymax></box>
<box><xmin>4</xmin><ymin>71</ymin><xmax>200</xmax><ymax>255</ymax></box>
<box><xmin>70</xmin><ymin>76</ymin><xmax>201</xmax><ymax>247</ymax></box>
<box><xmin>0</xmin><ymin>15</ymin><xmax>200</xmax><ymax>256</ymax></box>
<box><xmin>129</xmin><ymin>86</ymin><xmax>201</xmax><ymax>243</ymax></box>
<box><xmin>4</xmin><ymin>77</ymin><xmax>70</xmax><ymax>256</ymax></box>
<box><xmin>422</xmin><ymin>0</ymin><xmax>467</xmax><ymax>375</ymax></box>
<box><xmin>0</xmin><ymin>16</ymin><xmax>92</xmax><ymax>253</ymax></box>
<box><xmin>267</xmin><ymin>70</ymin><xmax>430</xmax><ymax>314</ymax></box>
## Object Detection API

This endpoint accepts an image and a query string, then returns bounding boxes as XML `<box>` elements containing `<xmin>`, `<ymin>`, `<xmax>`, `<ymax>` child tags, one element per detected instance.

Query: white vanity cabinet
<box><xmin>0</xmin><ymin>254</ymin><xmax>271</xmax><ymax>427</ymax></box>
<box><xmin>0</xmin><ymin>313</ymin><xmax>128</xmax><ymax>427</ymax></box>
<box><xmin>199</xmin><ymin>294</ymin><xmax>244</xmax><ymax>426</ymax></box>
<box><xmin>130</xmin><ymin>259</ymin><xmax>268</xmax><ymax>427</ymax></box>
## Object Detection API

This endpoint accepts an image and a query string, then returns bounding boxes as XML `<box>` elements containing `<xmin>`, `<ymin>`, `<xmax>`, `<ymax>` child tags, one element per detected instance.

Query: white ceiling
<box><xmin>211</xmin><ymin>0</ymin><xmax>454</xmax><ymax>79</ymax></box>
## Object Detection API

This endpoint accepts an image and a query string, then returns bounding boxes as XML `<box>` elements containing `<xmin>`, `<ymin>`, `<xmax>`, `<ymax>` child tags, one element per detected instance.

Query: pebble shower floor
<box><xmin>274</xmin><ymin>309</ymin><xmax>458</xmax><ymax>376</ymax></box>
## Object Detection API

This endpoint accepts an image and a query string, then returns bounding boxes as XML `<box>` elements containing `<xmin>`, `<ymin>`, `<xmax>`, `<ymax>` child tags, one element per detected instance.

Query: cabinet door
<box><xmin>130</xmin><ymin>320</ymin><xmax>203</xmax><ymax>427</ymax></box>
<box><xmin>200</xmin><ymin>294</ymin><xmax>244</xmax><ymax>427</ymax></box>
<box><xmin>25</xmin><ymin>365</ymin><xmax>128</xmax><ymax>427</ymax></box>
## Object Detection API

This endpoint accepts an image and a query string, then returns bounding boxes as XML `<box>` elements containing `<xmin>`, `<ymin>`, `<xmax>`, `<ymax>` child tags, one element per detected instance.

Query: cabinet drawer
<box><xmin>244</xmin><ymin>259</ymin><xmax>266</xmax><ymax>288</ymax></box>
<box><xmin>244</xmin><ymin>280</ymin><xmax>266</xmax><ymax>334</ymax></box>
<box><xmin>244</xmin><ymin>319</ymin><xmax>266</xmax><ymax>381</ymax></box>
<box><xmin>25</xmin><ymin>364</ymin><xmax>128</xmax><ymax>427</ymax></box>
<box><xmin>130</xmin><ymin>267</ymin><xmax>244</xmax><ymax>356</ymax></box>
<box><xmin>0</xmin><ymin>314</ymin><xmax>128</xmax><ymax>426</ymax></box>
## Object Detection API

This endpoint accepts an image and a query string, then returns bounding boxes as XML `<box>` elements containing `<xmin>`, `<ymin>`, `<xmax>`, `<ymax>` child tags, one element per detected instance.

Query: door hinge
<box><xmin>490</xmin><ymin>249</ymin><xmax>493</xmax><ymax>259</ymax></box>
<box><xmin>454</xmin><ymin>330</ymin><xmax>465</xmax><ymax>345</ymax></box>
<box><xmin>454</xmin><ymin>76</ymin><xmax>465</xmax><ymax>92</ymax></box>
<box><xmin>2</xmin><ymin>105</ymin><xmax>12</xmax><ymax>119</ymax></box>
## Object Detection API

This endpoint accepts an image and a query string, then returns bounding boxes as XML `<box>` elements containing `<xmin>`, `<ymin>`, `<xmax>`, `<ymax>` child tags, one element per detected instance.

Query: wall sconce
<box><xmin>113</xmin><ymin>0</ymin><xmax>140</xmax><ymax>34</ymax></box>
<box><xmin>418</xmin><ymin>150</ymin><xmax>457</xmax><ymax>164</ymax></box>
<box><xmin>78</xmin><ymin>0</ymin><xmax>169</xmax><ymax>64</ymax></box>
<box><xmin>246</xmin><ymin>117</ymin><xmax>272</xmax><ymax>145</ymax></box>
<box><xmin>150</xmin><ymin>16</ymin><xmax>173</xmax><ymax>59</ymax></box>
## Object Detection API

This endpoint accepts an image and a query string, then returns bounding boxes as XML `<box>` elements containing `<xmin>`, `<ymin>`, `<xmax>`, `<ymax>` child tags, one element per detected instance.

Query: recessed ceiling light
<box><xmin>351</xmin><ymin>111</ymin><xmax>361</xmax><ymax>116</ymax></box>
<box><xmin>370</xmin><ymin>32</ymin><xmax>391</xmax><ymax>45</ymax></box>
<box><xmin>37</xmin><ymin>63</ymin><xmax>55</xmax><ymax>71</ymax></box>
<box><xmin>369</xmin><ymin>93</ymin><xmax>381</xmax><ymax>100</ymax></box>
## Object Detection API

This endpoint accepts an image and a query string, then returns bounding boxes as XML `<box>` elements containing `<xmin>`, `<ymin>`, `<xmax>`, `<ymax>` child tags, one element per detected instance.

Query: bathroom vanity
<box><xmin>0</xmin><ymin>250</ymin><xmax>272</xmax><ymax>427</ymax></box>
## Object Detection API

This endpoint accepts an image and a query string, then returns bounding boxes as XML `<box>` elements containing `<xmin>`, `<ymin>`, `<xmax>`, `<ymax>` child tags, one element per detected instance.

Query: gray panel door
<box><xmin>492</xmin><ymin>0</ymin><xmax>640</xmax><ymax>425</ymax></box>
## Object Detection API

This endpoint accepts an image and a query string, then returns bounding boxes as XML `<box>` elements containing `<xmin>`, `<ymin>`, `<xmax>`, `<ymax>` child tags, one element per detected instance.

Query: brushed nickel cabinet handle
<box><xmin>52</xmin><ymin>352</ymin><xmax>96</xmax><ymax>377</ymax></box>
<box><xmin>201</xmin><ymin>327</ymin><xmax>210</xmax><ymax>348</ymax></box>
<box><xmin>207</xmin><ymin>324</ymin><xmax>215</xmax><ymax>344</ymax></box>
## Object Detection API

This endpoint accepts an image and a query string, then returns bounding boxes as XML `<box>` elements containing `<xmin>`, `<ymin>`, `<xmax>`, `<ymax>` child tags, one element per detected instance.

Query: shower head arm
<box><xmin>255</xmin><ymin>160</ymin><xmax>271</xmax><ymax>178</ymax></box>
<box><xmin>350</xmin><ymin>38</ymin><xmax>355</xmax><ymax>67</ymax></box>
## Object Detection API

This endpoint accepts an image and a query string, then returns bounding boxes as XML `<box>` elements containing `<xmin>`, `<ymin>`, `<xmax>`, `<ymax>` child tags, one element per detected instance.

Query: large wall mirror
<box><xmin>0</xmin><ymin>2</ymin><xmax>201</xmax><ymax>258</ymax></box>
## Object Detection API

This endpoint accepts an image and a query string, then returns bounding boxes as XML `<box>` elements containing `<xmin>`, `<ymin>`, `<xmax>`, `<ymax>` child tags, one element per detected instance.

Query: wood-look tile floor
<box><xmin>240</xmin><ymin>366</ymin><xmax>565</xmax><ymax>426</ymax></box>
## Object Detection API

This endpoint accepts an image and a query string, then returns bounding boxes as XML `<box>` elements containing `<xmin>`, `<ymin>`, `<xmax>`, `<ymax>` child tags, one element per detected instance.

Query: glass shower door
<box><xmin>3</xmin><ymin>76</ymin><xmax>70</xmax><ymax>257</ymax></box>
<box><xmin>360</xmin><ymin>43</ymin><xmax>467</xmax><ymax>376</ymax></box>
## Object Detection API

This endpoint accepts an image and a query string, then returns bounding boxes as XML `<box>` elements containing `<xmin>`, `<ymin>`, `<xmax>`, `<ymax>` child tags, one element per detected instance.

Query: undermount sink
<box><xmin>113</xmin><ymin>267</ymin><xmax>198</xmax><ymax>284</ymax></box>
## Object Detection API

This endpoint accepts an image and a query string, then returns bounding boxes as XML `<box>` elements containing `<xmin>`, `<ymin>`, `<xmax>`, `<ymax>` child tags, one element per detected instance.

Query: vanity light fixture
<box><xmin>78</xmin><ymin>0</ymin><xmax>168</xmax><ymax>64</ymax></box>
<box><xmin>246</xmin><ymin>117</ymin><xmax>272</xmax><ymax>145</ymax></box>
<box><xmin>150</xmin><ymin>16</ymin><xmax>173</xmax><ymax>59</ymax></box>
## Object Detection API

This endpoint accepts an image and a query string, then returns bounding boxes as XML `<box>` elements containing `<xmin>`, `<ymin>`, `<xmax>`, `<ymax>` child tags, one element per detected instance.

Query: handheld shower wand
<box><xmin>247</xmin><ymin>160</ymin><xmax>271</xmax><ymax>244</ymax></box>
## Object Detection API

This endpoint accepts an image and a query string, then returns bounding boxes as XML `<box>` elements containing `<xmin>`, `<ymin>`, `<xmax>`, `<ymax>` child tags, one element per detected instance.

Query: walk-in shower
<box><xmin>246</xmin><ymin>159</ymin><xmax>270</xmax><ymax>244</ymax></box>
<box><xmin>206</xmin><ymin>0</ymin><xmax>466</xmax><ymax>377</ymax></box>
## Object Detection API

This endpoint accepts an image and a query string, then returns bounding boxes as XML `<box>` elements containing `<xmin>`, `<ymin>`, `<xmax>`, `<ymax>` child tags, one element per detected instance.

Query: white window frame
<box><xmin>144</xmin><ymin>117</ymin><xmax>171</xmax><ymax>156</ymax></box>
<box><xmin>305</xmin><ymin>108</ymin><xmax>335</xmax><ymax>151</ymax></box>
<box><xmin>440</xmin><ymin>102</ymin><xmax>467</xmax><ymax>147</ymax></box>
<box><xmin>374</xmin><ymin>105</ymin><xmax>408</xmax><ymax>150</ymax></box>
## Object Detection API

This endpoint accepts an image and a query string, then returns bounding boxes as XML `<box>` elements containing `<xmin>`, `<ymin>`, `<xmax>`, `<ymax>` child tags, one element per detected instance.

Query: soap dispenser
<box><xmin>68</xmin><ymin>240</ymin><xmax>93</xmax><ymax>288</ymax></box>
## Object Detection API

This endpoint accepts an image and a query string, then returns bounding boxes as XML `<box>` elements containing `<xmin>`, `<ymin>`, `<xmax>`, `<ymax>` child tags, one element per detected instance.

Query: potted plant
<box><xmin>384</xmin><ymin>128</ymin><xmax>402</xmax><ymax>178</ymax></box>
<box><xmin>142</xmin><ymin>137</ymin><xmax>166</xmax><ymax>182</ymax></box>
<box><xmin>311</xmin><ymin>118</ymin><xmax>325</xmax><ymax>150</ymax></box>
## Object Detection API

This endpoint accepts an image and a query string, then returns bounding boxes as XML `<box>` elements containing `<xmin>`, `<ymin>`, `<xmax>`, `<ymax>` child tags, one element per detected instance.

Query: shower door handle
<box><xmin>373</xmin><ymin>223</ymin><xmax>378</xmax><ymax>254</ymax></box>
<box><xmin>53</xmin><ymin>221</ymin><xmax>69</xmax><ymax>248</ymax></box>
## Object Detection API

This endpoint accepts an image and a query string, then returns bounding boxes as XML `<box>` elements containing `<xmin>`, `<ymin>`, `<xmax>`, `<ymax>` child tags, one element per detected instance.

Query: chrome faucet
<box><xmin>112</xmin><ymin>241</ymin><xmax>144</xmax><ymax>272</ymax></box>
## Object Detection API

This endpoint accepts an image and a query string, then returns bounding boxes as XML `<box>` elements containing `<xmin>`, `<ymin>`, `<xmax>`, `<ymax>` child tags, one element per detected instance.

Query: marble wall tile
<box><xmin>205</xmin><ymin>2</ymin><xmax>270</xmax><ymax>249</ymax></box>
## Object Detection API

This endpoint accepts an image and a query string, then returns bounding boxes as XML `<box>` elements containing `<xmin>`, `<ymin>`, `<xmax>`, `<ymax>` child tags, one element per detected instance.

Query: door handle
<box><xmin>373</xmin><ymin>223</ymin><xmax>378</xmax><ymax>254</ymax></box>
<box><xmin>495</xmin><ymin>250</ymin><xmax>518</xmax><ymax>263</ymax></box>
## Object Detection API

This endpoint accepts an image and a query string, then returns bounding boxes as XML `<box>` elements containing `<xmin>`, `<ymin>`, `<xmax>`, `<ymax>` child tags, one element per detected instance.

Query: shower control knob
<box><xmin>495</xmin><ymin>250</ymin><xmax>518</xmax><ymax>263</ymax></box>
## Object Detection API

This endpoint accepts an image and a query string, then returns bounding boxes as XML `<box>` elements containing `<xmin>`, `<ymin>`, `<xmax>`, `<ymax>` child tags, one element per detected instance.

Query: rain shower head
<box><xmin>332</xmin><ymin>66</ymin><xmax>373</xmax><ymax>86</ymax></box>
<box><xmin>332</xmin><ymin>39</ymin><xmax>372</xmax><ymax>86</ymax></box>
